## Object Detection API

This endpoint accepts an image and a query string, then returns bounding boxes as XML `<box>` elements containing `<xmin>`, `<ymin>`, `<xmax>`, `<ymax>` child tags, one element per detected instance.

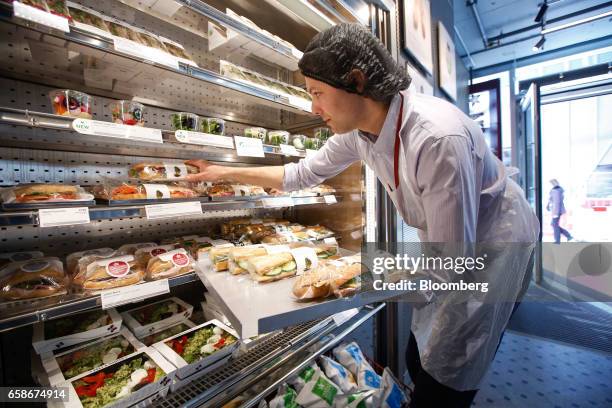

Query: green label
<box><xmin>299</xmin><ymin>366</ymin><xmax>315</xmax><ymax>381</ymax></box>
<box><xmin>284</xmin><ymin>387</ymin><xmax>298</xmax><ymax>408</ymax></box>
<box><xmin>312</xmin><ymin>377</ymin><xmax>338</xmax><ymax>406</ymax></box>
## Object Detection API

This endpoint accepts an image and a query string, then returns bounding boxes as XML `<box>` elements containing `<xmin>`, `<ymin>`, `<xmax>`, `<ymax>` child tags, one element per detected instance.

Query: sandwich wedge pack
<box><xmin>120</xmin><ymin>297</ymin><xmax>193</xmax><ymax>338</ymax></box>
<box><xmin>33</xmin><ymin>308</ymin><xmax>122</xmax><ymax>354</ymax></box>
<box><xmin>152</xmin><ymin>319</ymin><xmax>238</xmax><ymax>379</ymax></box>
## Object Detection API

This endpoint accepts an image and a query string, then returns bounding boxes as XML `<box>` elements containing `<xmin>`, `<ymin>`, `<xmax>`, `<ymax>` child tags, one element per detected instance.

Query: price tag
<box><xmin>145</xmin><ymin>201</ymin><xmax>203</xmax><ymax>220</ymax></box>
<box><xmin>72</xmin><ymin>119</ymin><xmax>163</xmax><ymax>143</ymax></box>
<box><xmin>175</xmin><ymin>130</ymin><xmax>234</xmax><ymax>148</ymax></box>
<box><xmin>101</xmin><ymin>279</ymin><xmax>170</xmax><ymax>309</ymax></box>
<box><xmin>324</xmin><ymin>195</ymin><xmax>337</xmax><ymax>204</ymax></box>
<box><xmin>38</xmin><ymin>207</ymin><xmax>90</xmax><ymax>228</ymax></box>
<box><xmin>234</xmin><ymin>136</ymin><xmax>265</xmax><ymax>157</ymax></box>
<box><xmin>306</xmin><ymin>149</ymin><xmax>318</xmax><ymax>158</ymax></box>
<box><xmin>13</xmin><ymin>2</ymin><xmax>70</xmax><ymax>33</ymax></box>
<box><xmin>332</xmin><ymin>308</ymin><xmax>359</xmax><ymax>326</ymax></box>
<box><xmin>261</xmin><ymin>197</ymin><xmax>294</xmax><ymax>208</ymax></box>
<box><xmin>279</xmin><ymin>144</ymin><xmax>300</xmax><ymax>156</ymax></box>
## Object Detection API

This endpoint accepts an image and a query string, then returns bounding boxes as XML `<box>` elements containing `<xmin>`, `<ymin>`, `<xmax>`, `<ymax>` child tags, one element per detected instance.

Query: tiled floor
<box><xmin>473</xmin><ymin>331</ymin><xmax>612</xmax><ymax>408</ymax></box>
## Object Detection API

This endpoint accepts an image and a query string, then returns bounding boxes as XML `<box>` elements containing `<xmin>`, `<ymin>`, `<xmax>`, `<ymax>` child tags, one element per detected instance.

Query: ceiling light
<box><xmin>541</xmin><ymin>10</ymin><xmax>612</xmax><ymax>34</ymax></box>
<box><xmin>534</xmin><ymin>1</ymin><xmax>548</xmax><ymax>23</ymax></box>
<box><xmin>533</xmin><ymin>36</ymin><xmax>546</xmax><ymax>51</ymax></box>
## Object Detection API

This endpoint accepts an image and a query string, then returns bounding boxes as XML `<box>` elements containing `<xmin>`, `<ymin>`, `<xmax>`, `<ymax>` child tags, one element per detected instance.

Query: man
<box><xmin>547</xmin><ymin>178</ymin><xmax>572</xmax><ymax>243</ymax></box>
<box><xmin>187</xmin><ymin>24</ymin><xmax>539</xmax><ymax>407</ymax></box>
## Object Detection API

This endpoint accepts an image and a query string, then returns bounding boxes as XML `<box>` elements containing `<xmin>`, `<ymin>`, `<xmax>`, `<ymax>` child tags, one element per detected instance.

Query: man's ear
<box><xmin>347</xmin><ymin>69</ymin><xmax>367</xmax><ymax>94</ymax></box>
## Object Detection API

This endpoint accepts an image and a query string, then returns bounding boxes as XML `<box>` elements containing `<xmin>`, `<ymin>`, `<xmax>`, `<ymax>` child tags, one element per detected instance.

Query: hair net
<box><xmin>298</xmin><ymin>23</ymin><xmax>411</xmax><ymax>102</ymax></box>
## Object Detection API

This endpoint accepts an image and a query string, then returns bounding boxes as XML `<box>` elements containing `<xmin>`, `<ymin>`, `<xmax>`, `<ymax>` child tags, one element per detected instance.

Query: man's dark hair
<box><xmin>299</xmin><ymin>23</ymin><xmax>411</xmax><ymax>103</ymax></box>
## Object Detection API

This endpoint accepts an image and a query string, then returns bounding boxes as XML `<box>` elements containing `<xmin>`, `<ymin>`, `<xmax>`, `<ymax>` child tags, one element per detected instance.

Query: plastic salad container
<box><xmin>303</xmin><ymin>137</ymin><xmax>322</xmax><ymax>150</ymax></box>
<box><xmin>265</xmin><ymin>131</ymin><xmax>290</xmax><ymax>146</ymax></box>
<box><xmin>171</xmin><ymin>112</ymin><xmax>198</xmax><ymax>131</ymax></box>
<box><xmin>244</xmin><ymin>127</ymin><xmax>266</xmax><ymax>140</ymax></box>
<box><xmin>49</xmin><ymin>90</ymin><xmax>93</xmax><ymax>119</ymax></box>
<box><xmin>110</xmin><ymin>100</ymin><xmax>145</xmax><ymax>126</ymax></box>
<box><xmin>290</xmin><ymin>134</ymin><xmax>307</xmax><ymax>150</ymax></box>
<box><xmin>200</xmin><ymin>117</ymin><xmax>225</xmax><ymax>135</ymax></box>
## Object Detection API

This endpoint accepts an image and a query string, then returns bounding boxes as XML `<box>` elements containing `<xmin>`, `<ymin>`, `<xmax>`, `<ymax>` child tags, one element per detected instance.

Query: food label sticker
<box><xmin>324</xmin><ymin>195</ymin><xmax>337</xmax><ymax>204</ymax></box>
<box><xmin>143</xmin><ymin>184</ymin><xmax>170</xmax><ymax>200</ymax></box>
<box><xmin>163</xmin><ymin>163</ymin><xmax>188</xmax><ymax>180</ymax></box>
<box><xmin>290</xmin><ymin>247</ymin><xmax>318</xmax><ymax>275</ymax></box>
<box><xmin>106</xmin><ymin>260</ymin><xmax>131</xmax><ymax>278</ymax></box>
<box><xmin>7</xmin><ymin>252</ymin><xmax>41</xmax><ymax>262</ymax></box>
<box><xmin>20</xmin><ymin>260</ymin><xmax>50</xmax><ymax>273</ymax></box>
<box><xmin>157</xmin><ymin>248</ymin><xmax>187</xmax><ymax>262</ymax></box>
<box><xmin>171</xmin><ymin>252</ymin><xmax>190</xmax><ymax>267</ymax></box>
<box><xmin>145</xmin><ymin>202</ymin><xmax>203</xmax><ymax>220</ymax></box>
<box><xmin>38</xmin><ymin>207</ymin><xmax>90</xmax><ymax>228</ymax></box>
<box><xmin>324</xmin><ymin>237</ymin><xmax>338</xmax><ymax>245</ymax></box>
<box><xmin>234</xmin><ymin>136</ymin><xmax>265</xmax><ymax>157</ymax></box>
<box><xmin>149</xmin><ymin>245</ymin><xmax>174</xmax><ymax>257</ymax></box>
<box><xmin>262</xmin><ymin>244</ymin><xmax>291</xmax><ymax>255</ymax></box>
<box><xmin>279</xmin><ymin>144</ymin><xmax>300</xmax><ymax>156</ymax></box>
<box><xmin>101</xmin><ymin>279</ymin><xmax>170</xmax><ymax>309</ymax></box>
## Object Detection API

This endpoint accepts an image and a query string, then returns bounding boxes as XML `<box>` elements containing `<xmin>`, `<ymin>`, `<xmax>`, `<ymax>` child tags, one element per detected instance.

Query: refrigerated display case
<box><xmin>0</xmin><ymin>0</ymin><xmax>402</xmax><ymax>406</ymax></box>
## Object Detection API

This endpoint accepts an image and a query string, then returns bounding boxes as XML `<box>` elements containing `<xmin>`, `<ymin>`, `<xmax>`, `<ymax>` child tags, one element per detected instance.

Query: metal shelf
<box><xmin>0</xmin><ymin>107</ymin><xmax>307</xmax><ymax>163</ymax></box>
<box><xmin>0</xmin><ymin>272</ymin><xmax>199</xmax><ymax>333</ymax></box>
<box><xmin>0</xmin><ymin>195</ymin><xmax>336</xmax><ymax>226</ymax></box>
<box><xmin>155</xmin><ymin>304</ymin><xmax>385</xmax><ymax>408</ymax></box>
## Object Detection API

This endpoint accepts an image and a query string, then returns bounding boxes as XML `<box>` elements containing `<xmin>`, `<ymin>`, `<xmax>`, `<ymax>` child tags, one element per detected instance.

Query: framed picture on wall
<box><xmin>469</xmin><ymin>79</ymin><xmax>502</xmax><ymax>159</ymax></box>
<box><xmin>407</xmin><ymin>64</ymin><xmax>434</xmax><ymax>95</ymax></box>
<box><xmin>437</xmin><ymin>21</ymin><xmax>457</xmax><ymax>101</ymax></box>
<box><xmin>401</xmin><ymin>0</ymin><xmax>433</xmax><ymax>74</ymax></box>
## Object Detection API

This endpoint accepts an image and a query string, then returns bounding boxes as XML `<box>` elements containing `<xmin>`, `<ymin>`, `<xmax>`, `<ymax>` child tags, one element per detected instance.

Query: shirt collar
<box><xmin>356</xmin><ymin>92</ymin><xmax>403</xmax><ymax>154</ymax></box>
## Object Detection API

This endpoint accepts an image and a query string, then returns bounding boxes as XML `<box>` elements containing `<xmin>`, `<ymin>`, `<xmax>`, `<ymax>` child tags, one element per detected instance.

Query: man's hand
<box><xmin>185</xmin><ymin>160</ymin><xmax>227</xmax><ymax>183</ymax></box>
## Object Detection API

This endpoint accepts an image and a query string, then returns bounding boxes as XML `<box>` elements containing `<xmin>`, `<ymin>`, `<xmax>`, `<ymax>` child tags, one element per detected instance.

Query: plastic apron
<box><xmin>366</xmin><ymin>91</ymin><xmax>539</xmax><ymax>391</ymax></box>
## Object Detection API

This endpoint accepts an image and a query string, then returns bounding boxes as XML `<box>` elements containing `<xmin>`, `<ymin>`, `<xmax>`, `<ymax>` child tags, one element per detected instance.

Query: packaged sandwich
<box><xmin>67</xmin><ymin>3</ymin><xmax>110</xmax><ymax>34</ymax></box>
<box><xmin>0</xmin><ymin>251</ymin><xmax>44</xmax><ymax>269</ymax></box>
<box><xmin>73</xmin><ymin>255</ymin><xmax>145</xmax><ymax>292</ymax></box>
<box><xmin>292</xmin><ymin>258</ymin><xmax>361</xmax><ymax>300</ymax></box>
<box><xmin>304</xmin><ymin>225</ymin><xmax>335</xmax><ymax>240</ymax></box>
<box><xmin>0</xmin><ymin>257</ymin><xmax>68</xmax><ymax>301</ymax></box>
<box><xmin>91</xmin><ymin>182</ymin><xmax>198</xmax><ymax>201</ymax></box>
<box><xmin>66</xmin><ymin>248</ymin><xmax>116</xmax><ymax>276</ymax></box>
<box><xmin>244</xmin><ymin>243</ymin><xmax>330</xmax><ymax>283</ymax></box>
<box><xmin>146</xmin><ymin>249</ymin><xmax>194</xmax><ymax>280</ymax></box>
<box><xmin>208</xmin><ymin>244</ymin><xmax>235</xmax><ymax>272</ymax></box>
<box><xmin>116</xmin><ymin>242</ymin><xmax>157</xmax><ymax>256</ymax></box>
<box><xmin>128</xmin><ymin>162</ymin><xmax>199</xmax><ymax>182</ymax></box>
<box><xmin>181</xmin><ymin>237</ymin><xmax>213</xmax><ymax>260</ymax></box>
<box><xmin>0</xmin><ymin>184</ymin><xmax>93</xmax><ymax>204</ymax></box>
<box><xmin>134</xmin><ymin>245</ymin><xmax>176</xmax><ymax>267</ymax></box>
<box><xmin>227</xmin><ymin>245</ymin><xmax>268</xmax><ymax>275</ymax></box>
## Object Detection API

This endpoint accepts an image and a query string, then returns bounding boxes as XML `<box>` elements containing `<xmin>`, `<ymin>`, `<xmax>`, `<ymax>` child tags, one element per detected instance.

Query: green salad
<box><xmin>166</xmin><ymin>325</ymin><xmax>236</xmax><ymax>364</ymax></box>
<box><xmin>132</xmin><ymin>300</ymin><xmax>182</xmax><ymax>326</ymax></box>
<box><xmin>58</xmin><ymin>336</ymin><xmax>134</xmax><ymax>379</ymax></box>
<box><xmin>45</xmin><ymin>310</ymin><xmax>110</xmax><ymax>339</ymax></box>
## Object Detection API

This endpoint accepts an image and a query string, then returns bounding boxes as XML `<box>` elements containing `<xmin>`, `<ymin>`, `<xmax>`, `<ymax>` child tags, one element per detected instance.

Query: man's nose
<box><xmin>311</xmin><ymin>100</ymin><xmax>322</xmax><ymax>117</ymax></box>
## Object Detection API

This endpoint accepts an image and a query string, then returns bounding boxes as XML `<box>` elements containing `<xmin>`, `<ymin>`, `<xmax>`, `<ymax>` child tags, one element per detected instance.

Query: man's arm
<box><xmin>186</xmin><ymin>133</ymin><xmax>360</xmax><ymax>191</ymax></box>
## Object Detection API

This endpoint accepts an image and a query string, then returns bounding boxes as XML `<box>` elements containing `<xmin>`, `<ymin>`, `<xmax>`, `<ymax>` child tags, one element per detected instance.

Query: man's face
<box><xmin>305</xmin><ymin>77</ymin><xmax>363</xmax><ymax>134</ymax></box>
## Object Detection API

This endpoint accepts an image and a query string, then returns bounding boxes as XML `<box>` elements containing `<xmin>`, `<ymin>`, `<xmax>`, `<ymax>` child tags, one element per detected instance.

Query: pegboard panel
<box><xmin>0</xmin><ymin>19</ymin><xmax>290</xmax><ymax>128</ymax></box>
<box><xmin>0</xmin><ymin>77</ymin><xmax>250</xmax><ymax>135</ymax></box>
<box><xmin>0</xmin><ymin>207</ymin><xmax>282</xmax><ymax>256</ymax></box>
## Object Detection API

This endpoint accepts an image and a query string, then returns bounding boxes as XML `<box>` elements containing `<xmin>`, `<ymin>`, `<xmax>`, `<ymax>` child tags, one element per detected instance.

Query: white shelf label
<box><xmin>279</xmin><ymin>144</ymin><xmax>300</xmax><ymax>156</ymax></box>
<box><xmin>175</xmin><ymin>130</ymin><xmax>234</xmax><ymax>148</ymax></box>
<box><xmin>38</xmin><ymin>207</ymin><xmax>90</xmax><ymax>228</ymax></box>
<box><xmin>305</xmin><ymin>149</ymin><xmax>318</xmax><ymax>158</ymax></box>
<box><xmin>13</xmin><ymin>2</ymin><xmax>70</xmax><ymax>33</ymax></box>
<box><xmin>261</xmin><ymin>197</ymin><xmax>294</xmax><ymax>208</ymax></box>
<box><xmin>145</xmin><ymin>201</ymin><xmax>203</xmax><ymax>220</ymax></box>
<box><xmin>332</xmin><ymin>308</ymin><xmax>359</xmax><ymax>326</ymax></box>
<box><xmin>324</xmin><ymin>195</ymin><xmax>337</xmax><ymax>204</ymax></box>
<box><xmin>72</xmin><ymin>119</ymin><xmax>163</xmax><ymax>143</ymax></box>
<box><xmin>234</xmin><ymin>136</ymin><xmax>265</xmax><ymax>157</ymax></box>
<box><xmin>101</xmin><ymin>279</ymin><xmax>170</xmax><ymax>309</ymax></box>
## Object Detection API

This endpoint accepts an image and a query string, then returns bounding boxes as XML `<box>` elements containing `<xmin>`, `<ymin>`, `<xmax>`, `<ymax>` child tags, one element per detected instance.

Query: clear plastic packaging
<box><xmin>128</xmin><ymin>162</ymin><xmax>199</xmax><ymax>182</ymax></box>
<box><xmin>178</xmin><ymin>237</ymin><xmax>213</xmax><ymax>259</ymax></box>
<box><xmin>146</xmin><ymin>248</ymin><xmax>195</xmax><ymax>280</ymax></box>
<box><xmin>265</xmin><ymin>130</ymin><xmax>290</xmax><ymax>146</ymax></box>
<box><xmin>49</xmin><ymin>89</ymin><xmax>92</xmax><ymax>119</ymax></box>
<box><xmin>0</xmin><ymin>251</ymin><xmax>45</xmax><ymax>270</ymax></box>
<box><xmin>290</xmin><ymin>134</ymin><xmax>307</xmax><ymax>150</ymax></box>
<box><xmin>161</xmin><ymin>40</ymin><xmax>193</xmax><ymax>61</ymax></box>
<box><xmin>171</xmin><ymin>112</ymin><xmax>198</xmax><ymax>131</ymax></box>
<box><xmin>295</xmin><ymin>370</ymin><xmax>341</xmax><ymax>408</ymax></box>
<box><xmin>68</xmin><ymin>4</ymin><xmax>110</xmax><ymax>33</ymax></box>
<box><xmin>0</xmin><ymin>257</ymin><xmax>68</xmax><ymax>301</ymax></box>
<box><xmin>134</xmin><ymin>244</ymin><xmax>176</xmax><ymax>267</ymax></box>
<box><xmin>66</xmin><ymin>248</ymin><xmax>116</xmax><ymax>277</ymax></box>
<box><xmin>244</xmin><ymin>127</ymin><xmax>266</xmax><ymax>140</ymax></box>
<box><xmin>303</xmin><ymin>137</ymin><xmax>322</xmax><ymax>150</ymax></box>
<box><xmin>140</xmin><ymin>321</ymin><xmax>195</xmax><ymax>346</ymax></box>
<box><xmin>90</xmin><ymin>181</ymin><xmax>198</xmax><ymax>201</ymax></box>
<box><xmin>0</xmin><ymin>183</ymin><xmax>94</xmax><ymax>205</ymax></box>
<box><xmin>110</xmin><ymin>100</ymin><xmax>145</xmax><ymax>126</ymax></box>
<box><xmin>46</xmin><ymin>0</ymin><xmax>70</xmax><ymax>18</ymax></box>
<box><xmin>73</xmin><ymin>255</ymin><xmax>145</xmax><ymax>292</ymax></box>
<box><xmin>314</xmin><ymin>127</ymin><xmax>332</xmax><ymax>141</ymax></box>
<box><xmin>228</xmin><ymin>245</ymin><xmax>268</xmax><ymax>275</ymax></box>
<box><xmin>319</xmin><ymin>355</ymin><xmax>358</xmax><ymax>394</ymax></box>
<box><xmin>107</xmin><ymin>20</ymin><xmax>144</xmax><ymax>43</ymax></box>
<box><xmin>200</xmin><ymin>117</ymin><xmax>225</xmax><ymax>135</ymax></box>
<box><xmin>116</xmin><ymin>242</ymin><xmax>157</xmax><ymax>256</ymax></box>
<box><xmin>21</xmin><ymin>0</ymin><xmax>49</xmax><ymax>12</ymax></box>
<box><xmin>208</xmin><ymin>245</ymin><xmax>235</xmax><ymax>272</ymax></box>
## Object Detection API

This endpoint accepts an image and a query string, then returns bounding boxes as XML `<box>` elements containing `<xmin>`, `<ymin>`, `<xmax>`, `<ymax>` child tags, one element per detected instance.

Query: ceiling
<box><xmin>453</xmin><ymin>0</ymin><xmax>612</xmax><ymax>70</ymax></box>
